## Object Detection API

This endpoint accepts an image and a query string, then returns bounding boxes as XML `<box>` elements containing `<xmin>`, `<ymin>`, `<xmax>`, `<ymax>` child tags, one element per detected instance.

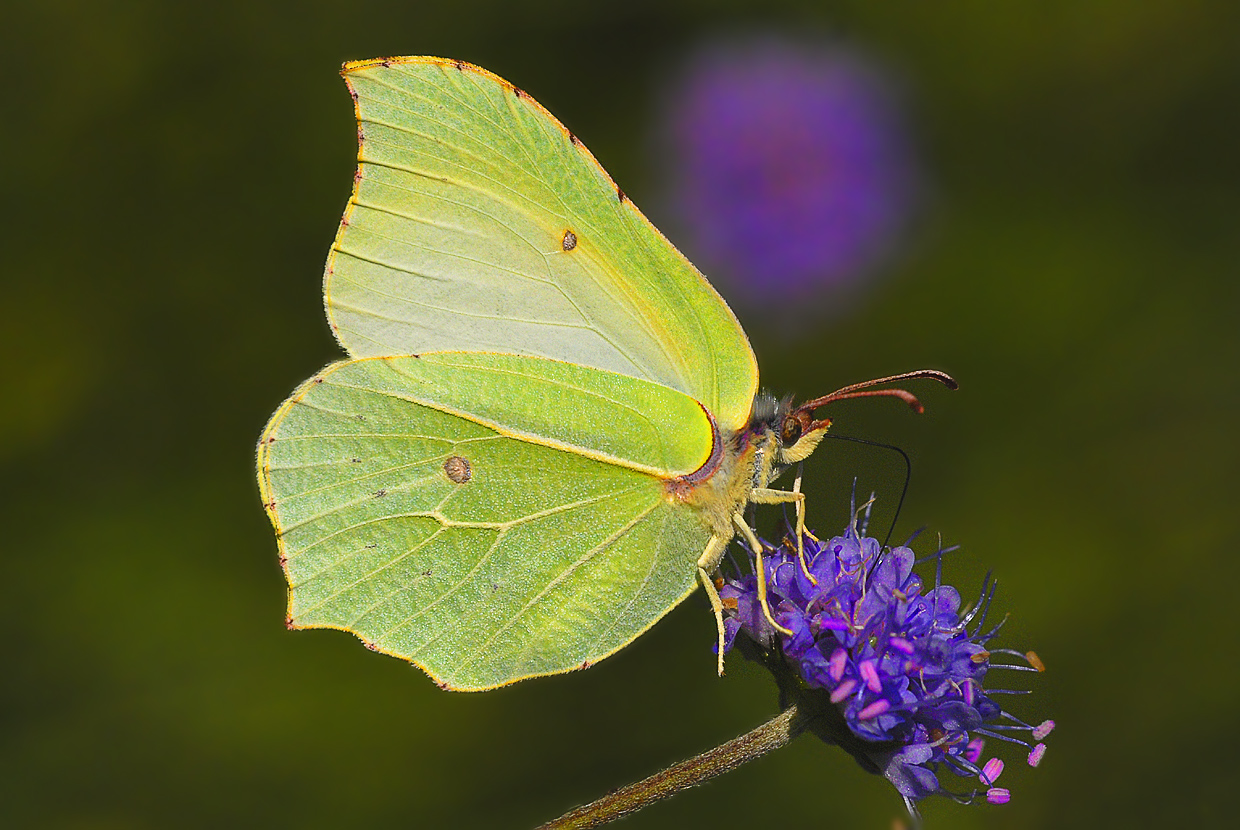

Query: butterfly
<box><xmin>257</xmin><ymin>57</ymin><xmax>953</xmax><ymax>691</ymax></box>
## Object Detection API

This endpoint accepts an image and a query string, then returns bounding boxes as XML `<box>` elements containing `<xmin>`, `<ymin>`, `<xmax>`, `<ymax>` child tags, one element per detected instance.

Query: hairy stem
<box><xmin>535</xmin><ymin>703</ymin><xmax>810</xmax><ymax>829</ymax></box>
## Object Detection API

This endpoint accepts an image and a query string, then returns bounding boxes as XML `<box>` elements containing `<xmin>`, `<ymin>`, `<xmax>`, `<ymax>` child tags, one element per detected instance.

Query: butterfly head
<box><xmin>748</xmin><ymin>391</ymin><xmax>826</xmax><ymax>465</ymax></box>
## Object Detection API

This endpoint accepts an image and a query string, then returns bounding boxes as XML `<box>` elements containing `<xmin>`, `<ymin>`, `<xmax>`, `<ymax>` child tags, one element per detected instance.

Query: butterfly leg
<box><xmin>697</xmin><ymin>535</ymin><xmax>730</xmax><ymax>676</ymax></box>
<box><xmin>732</xmin><ymin>514</ymin><xmax>795</xmax><ymax>637</ymax></box>
<box><xmin>749</xmin><ymin>481</ymin><xmax>815</xmax><ymax>584</ymax></box>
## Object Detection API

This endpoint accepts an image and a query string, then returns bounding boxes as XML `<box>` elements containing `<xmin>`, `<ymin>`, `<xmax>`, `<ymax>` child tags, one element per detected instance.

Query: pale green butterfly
<box><xmin>257</xmin><ymin>56</ymin><xmax>953</xmax><ymax>691</ymax></box>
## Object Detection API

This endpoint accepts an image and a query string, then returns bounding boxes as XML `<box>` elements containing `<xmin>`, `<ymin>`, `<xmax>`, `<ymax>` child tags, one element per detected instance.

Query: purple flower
<box><xmin>719</xmin><ymin>515</ymin><xmax>1053</xmax><ymax>816</ymax></box>
<box><xmin>661</xmin><ymin>37</ymin><xmax>917</xmax><ymax>312</ymax></box>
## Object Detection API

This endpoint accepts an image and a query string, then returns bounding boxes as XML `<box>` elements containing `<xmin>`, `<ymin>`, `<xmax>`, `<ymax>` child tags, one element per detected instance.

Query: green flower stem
<box><xmin>535</xmin><ymin>703</ymin><xmax>811</xmax><ymax>829</ymax></box>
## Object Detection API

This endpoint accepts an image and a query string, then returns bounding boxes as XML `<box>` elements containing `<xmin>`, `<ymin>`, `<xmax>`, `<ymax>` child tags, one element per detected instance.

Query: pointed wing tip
<box><xmin>427</xmin><ymin>661</ymin><xmax>591</xmax><ymax>693</ymax></box>
<box><xmin>339</xmin><ymin>57</ymin><xmax>524</xmax><ymax>104</ymax></box>
<box><xmin>285</xmin><ymin>613</ymin><xmax>612</xmax><ymax>692</ymax></box>
<box><xmin>340</xmin><ymin>56</ymin><xmax>480</xmax><ymax>77</ymax></box>
<box><xmin>289</xmin><ymin>617</ymin><xmax>538</xmax><ymax>693</ymax></box>
<box><xmin>341</xmin><ymin>56</ymin><xmax>404</xmax><ymax>75</ymax></box>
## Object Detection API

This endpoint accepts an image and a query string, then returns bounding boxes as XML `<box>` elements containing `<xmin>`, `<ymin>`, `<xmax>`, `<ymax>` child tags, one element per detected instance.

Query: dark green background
<box><xmin>4</xmin><ymin>2</ymin><xmax>1236</xmax><ymax>827</ymax></box>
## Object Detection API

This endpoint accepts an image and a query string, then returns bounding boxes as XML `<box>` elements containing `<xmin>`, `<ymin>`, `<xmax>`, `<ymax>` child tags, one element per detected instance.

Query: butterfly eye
<box><xmin>781</xmin><ymin>415</ymin><xmax>802</xmax><ymax>445</ymax></box>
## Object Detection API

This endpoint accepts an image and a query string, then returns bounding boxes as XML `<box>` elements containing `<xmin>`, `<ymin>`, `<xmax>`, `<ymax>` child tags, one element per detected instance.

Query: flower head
<box><xmin>660</xmin><ymin>37</ymin><xmax>917</xmax><ymax>314</ymax></box>
<box><xmin>720</xmin><ymin>511</ymin><xmax>1052</xmax><ymax>816</ymax></box>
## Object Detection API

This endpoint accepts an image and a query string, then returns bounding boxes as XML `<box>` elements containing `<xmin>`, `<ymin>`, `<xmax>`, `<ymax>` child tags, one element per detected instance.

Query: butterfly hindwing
<box><xmin>258</xmin><ymin>354</ymin><xmax>715</xmax><ymax>689</ymax></box>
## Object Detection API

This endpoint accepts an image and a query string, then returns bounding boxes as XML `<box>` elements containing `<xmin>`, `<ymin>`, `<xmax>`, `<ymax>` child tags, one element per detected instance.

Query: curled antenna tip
<box><xmin>889</xmin><ymin>368</ymin><xmax>958</xmax><ymax>391</ymax></box>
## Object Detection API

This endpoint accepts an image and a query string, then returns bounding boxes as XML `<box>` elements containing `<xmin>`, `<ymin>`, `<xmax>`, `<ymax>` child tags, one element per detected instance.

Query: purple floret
<box><xmin>719</xmin><ymin>517</ymin><xmax>1053</xmax><ymax>814</ymax></box>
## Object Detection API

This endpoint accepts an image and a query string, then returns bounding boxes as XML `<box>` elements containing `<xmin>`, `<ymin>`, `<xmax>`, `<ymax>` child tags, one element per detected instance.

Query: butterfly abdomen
<box><xmin>669</xmin><ymin>426</ymin><xmax>774</xmax><ymax>542</ymax></box>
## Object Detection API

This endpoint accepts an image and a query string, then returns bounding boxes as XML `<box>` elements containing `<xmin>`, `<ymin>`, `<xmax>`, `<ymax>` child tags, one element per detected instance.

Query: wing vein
<box><xmin>454</xmin><ymin>499</ymin><xmax>660</xmax><ymax>673</ymax></box>
<box><xmin>364</xmin><ymin>485</ymin><xmax>649</xmax><ymax>637</ymax></box>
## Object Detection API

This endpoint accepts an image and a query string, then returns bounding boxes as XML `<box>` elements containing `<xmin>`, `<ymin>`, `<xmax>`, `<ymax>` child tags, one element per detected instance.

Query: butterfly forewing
<box><xmin>326</xmin><ymin>57</ymin><xmax>758</xmax><ymax>430</ymax></box>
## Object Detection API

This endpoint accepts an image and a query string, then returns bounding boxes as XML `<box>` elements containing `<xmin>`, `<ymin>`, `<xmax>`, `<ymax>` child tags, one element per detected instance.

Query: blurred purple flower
<box><xmin>719</xmin><ymin>510</ymin><xmax>1052</xmax><ymax>818</ymax></box>
<box><xmin>662</xmin><ymin>38</ymin><xmax>916</xmax><ymax>312</ymax></box>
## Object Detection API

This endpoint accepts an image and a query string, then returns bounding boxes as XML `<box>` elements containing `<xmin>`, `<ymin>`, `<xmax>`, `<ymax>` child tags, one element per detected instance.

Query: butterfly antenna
<box><xmin>821</xmin><ymin>433</ymin><xmax>914</xmax><ymax>548</ymax></box>
<box><xmin>789</xmin><ymin>370</ymin><xmax>957</xmax><ymax>437</ymax></box>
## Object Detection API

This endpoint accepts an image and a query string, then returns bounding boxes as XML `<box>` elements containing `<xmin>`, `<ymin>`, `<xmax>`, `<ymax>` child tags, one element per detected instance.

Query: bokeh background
<box><xmin>4</xmin><ymin>2</ymin><xmax>1237</xmax><ymax>827</ymax></box>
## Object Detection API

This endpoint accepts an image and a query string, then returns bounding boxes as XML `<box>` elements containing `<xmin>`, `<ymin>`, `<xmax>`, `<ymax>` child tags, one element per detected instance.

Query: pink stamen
<box><xmin>964</xmin><ymin>737</ymin><xmax>985</xmax><ymax>764</ymax></box>
<box><xmin>828</xmin><ymin>648</ymin><xmax>848</xmax><ymax>682</ymax></box>
<box><xmin>830</xmin><ymin>679</ymin><xmax>856</xmax><ymax>704</ymax></box>
<box><xmin>858</xmin><ymin>699</ymin><xmax>891</xmax><ymax>720</ymax></box>
<box><xmin>980</xmin><ymin>757</ymin><xmax>1004</xmax><ymax>785</ymax></box>
<box><xmin>1028</xmin><ymin>742</ymin><xmax>1047</xmax><ymax>767</ymax></box>
<box><xmin>961</xmin><ymin>678</ymin><xmax>975</xmax><ymax>705</ymax></box>
<box><xmin>888</xmin><ymin>636</ymin><xmax>914</xmax><ymax>654</ymax></box>
<box><xmin>986</xmin><ymin>787</ymin><xmax>1011</xmax><ymax>805</ymax></box>
<box><xmin>1032</xmin><ymin>719</ymin><xmax>1055</xmax><ymax>741</ymax></box>
<box><xmin>860</xmin><ymin>659</ymin><xmax>882</xmax><ymax>692</ymax></box>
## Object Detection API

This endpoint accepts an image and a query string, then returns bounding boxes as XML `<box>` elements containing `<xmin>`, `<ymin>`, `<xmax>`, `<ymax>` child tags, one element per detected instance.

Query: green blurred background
<box><xmin>4</xmin><ymin>1</ymin><xmax>1237</xmax><ymax>827</ymax></box>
